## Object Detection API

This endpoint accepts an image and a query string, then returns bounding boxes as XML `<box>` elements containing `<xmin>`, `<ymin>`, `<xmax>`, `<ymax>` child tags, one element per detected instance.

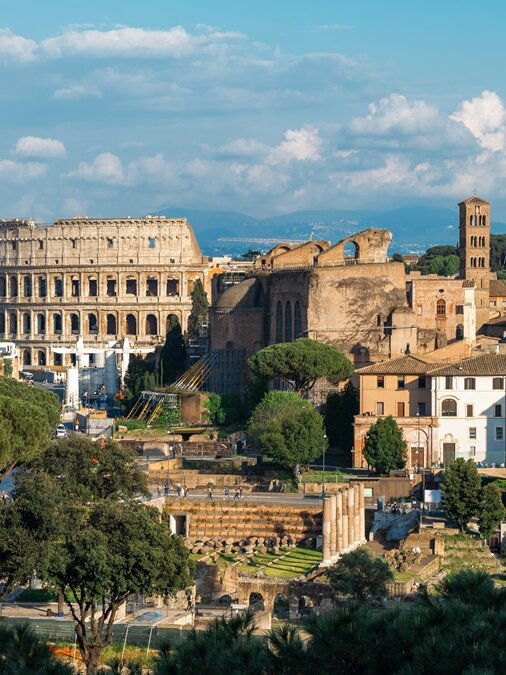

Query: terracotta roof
<box><xmin>490</xmin><ymin>279</ymin><xmax>506</xmax><ymax>296</ymax></box>
<box><xmin>356</xmin><ymin>355</ymin><xmax>434</xmax><ymax>375</ymax></box>
<box><xmin>429</xmin><ymin>354</ymin><xmax>506</xmax><ymax>376</ymax></box>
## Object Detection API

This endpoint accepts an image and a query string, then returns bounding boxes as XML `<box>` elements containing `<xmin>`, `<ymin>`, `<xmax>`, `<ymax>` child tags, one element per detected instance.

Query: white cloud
<box><xmin>349</xmin><ymin>93</ymin><xmax>439</xmax><ymax>136</ymax></box>
<box><xmin>0</xmin><ymin>160</ymin><xmax>47</xmax><ymax>182</ymax></box>
<box><xmin>268</xmin><ymin>126</ymin><xmax>322</xmax><ymax>163</ymax></box>
<box><xmin>0</xmin><ymin>28</ymin><xmax>37</xmax><ymax>62</ymax></box>
<box><xmin>68</xmin><ymin>152</ymin><xmax>124</xmax><ymax>184</ymax></box>
<box><xmin>52</xmin><ymin>83</ymin><xmax>102</xmax><ymax>100</ymax></box>
<box><xmin>14</xmin><ymin>136</ymin><xmax>66</xmax><ymax>158</ymax></box>
<box><xmin>41</xmin><ymin>25</ymin><xmax>244</xmax><ymax>59</ymax></box>
<box><xmin>215</xmin><ymin>138</ymin><xmax>269</xmax><ymax>159</ymax></box>
<box><xmin>451</xmin><ymin>90</ymin><xmax>506</xmax><ymax>152</ymax></box>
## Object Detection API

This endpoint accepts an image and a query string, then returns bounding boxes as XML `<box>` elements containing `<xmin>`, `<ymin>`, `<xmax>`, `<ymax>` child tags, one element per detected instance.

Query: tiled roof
<box><xmin>490</xmin><ymin>279</ymin><xmax>506</xmax><ymax>296</ymax></box>
<box><xmin>356</xmin><ymin>355</ymin><xmax>434</xmax><ymax>375</ymax></box>
<box><xmin>429</xmin><ymin>354</ymin><xmax>506</xmax><ymax>376</ymax></box>
<box><xmin>458</xmin><ymin>195</ymin><xmax>491</xmax><ymax>205</ymax></box>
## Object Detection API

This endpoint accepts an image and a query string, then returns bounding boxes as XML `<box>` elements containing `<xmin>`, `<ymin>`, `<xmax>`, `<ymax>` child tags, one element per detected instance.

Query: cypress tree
<box><xmin>160</xmin><ymin>317</ymin><xmax>187</xmax><ymax>385</ymax></box>
<box><xmin>187</xmin><ymin>279</ymin><xmax>209</xmax><ymax>340</ymax></box>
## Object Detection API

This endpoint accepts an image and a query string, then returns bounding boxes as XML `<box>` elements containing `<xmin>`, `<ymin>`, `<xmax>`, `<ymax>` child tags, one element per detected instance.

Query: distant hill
<box><xmin>151</xmin><ymin>204</ymin><xmax>506</xmax><ymax>256</ymax></box>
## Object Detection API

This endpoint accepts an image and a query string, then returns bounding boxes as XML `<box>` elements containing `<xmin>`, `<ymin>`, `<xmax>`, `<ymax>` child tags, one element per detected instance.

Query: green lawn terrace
<box><xmin>193</xmin><ymin>546</ymin><xmax>323</xmax><ymax>579</ymax></box>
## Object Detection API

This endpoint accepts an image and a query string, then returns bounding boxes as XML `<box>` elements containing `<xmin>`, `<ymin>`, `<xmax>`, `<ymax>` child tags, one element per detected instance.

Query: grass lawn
<box><xmin>300</xmin><ymin>470</ymin><xmax>350</xmax><ymax>484</ymax></box>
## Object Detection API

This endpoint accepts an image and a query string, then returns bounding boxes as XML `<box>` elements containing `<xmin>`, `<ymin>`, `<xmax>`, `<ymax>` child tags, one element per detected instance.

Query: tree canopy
<box><xmin>441</xmin><ymin>458</ymin><xmax>482</xmax><ymax>532</ymax></box>
<box><xmin>327</xmin><ymin>546</ymin><xmax>393</xmax><ymax>602</ymax></box>
<box><xmin>363</xmin><ymin>416</ymin><xmax>406</xmax><ymax>475</ymax></box>
<box><xmin>478</xmin><ymin>482</ymin><xmax>506</xmax><ymax>539</ymax></box>
<box><xmin>414</xmin><ymin>245</ymin><xmax>459</xmax><ymax>275</ymax></box>
<box><xmin>248</xmin><ymin>339</ymin><xmax>353</xmax><ymax>396</ymax></box>
<box><xmin>248</xmin><ymin>391</ymin><xmax>326</xmax><ymax>473</ymax></box>
<box><xmin>323</xmin><ymin>382</ymin><xmax>359</xmax><ymax>451</ymax></box>
<box><xmin>0</xmin><ymin>622</ymin><xmax>73</xmax><ymax>674</ymax></box>
<box><xmin>0</xmin><ymin>377</ymin><xmax>60</xmax><ymax>478</ymax></box>
<box><xmin>427</xmin><ymin>254</ymin><xmax>459</xmax><ymax>276</ymax></box>
<box><xmin>187</xmin><ymin>279</ymin><xmax>209</xmax><ymax>340</ymax></box>
<box><xmin>0</xmin><ymin>437</ymin><xmax>194</xmax><ymax>675</ymax></box>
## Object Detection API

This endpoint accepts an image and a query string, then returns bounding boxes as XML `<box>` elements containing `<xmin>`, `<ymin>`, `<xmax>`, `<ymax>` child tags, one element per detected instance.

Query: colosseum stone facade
<box><xmin>0</xmin><ymin>216</ymin><xmax>209</xmax><ymax>368</ymax></box>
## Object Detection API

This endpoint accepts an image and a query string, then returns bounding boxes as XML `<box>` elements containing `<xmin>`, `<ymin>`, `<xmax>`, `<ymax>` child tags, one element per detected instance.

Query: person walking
<box><xmin>207</xmin><ymin>486</ymin><xmax>213</xmax><ymax>499</ymax></box>
<box><xmin>233</xmin><ymin>487</ymin><xmax>240</xmax><ymax>500</ymax></box>
<box><xmin>224</xmin><ymin>486</ymin><xmax>230</xmax><ymax>500</ymax></box>
<box><xmin>239</xmin><ymin>486</ymin><xmax>243</xmax><ymax>500</ymax></box>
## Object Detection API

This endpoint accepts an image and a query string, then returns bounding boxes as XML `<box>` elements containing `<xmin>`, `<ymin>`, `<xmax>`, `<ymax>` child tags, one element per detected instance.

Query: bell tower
<box><xmin>458</xmin><ymin>195</ymin><xmax>490</xmax><ymax>331</ymax></box>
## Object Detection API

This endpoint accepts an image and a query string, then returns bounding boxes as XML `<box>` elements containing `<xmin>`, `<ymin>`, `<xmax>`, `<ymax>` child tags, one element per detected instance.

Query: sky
<box><xmin>2</xmin><ymin>0</ymin><xmax>506</xmax><ymax>221</ymax></box>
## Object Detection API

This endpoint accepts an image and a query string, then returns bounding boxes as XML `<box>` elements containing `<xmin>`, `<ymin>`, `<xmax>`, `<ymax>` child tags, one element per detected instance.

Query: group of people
<box><xmin>207</xmin><ymin>485</ymin><xmax>243</xmax><ymax>500</ymax></box>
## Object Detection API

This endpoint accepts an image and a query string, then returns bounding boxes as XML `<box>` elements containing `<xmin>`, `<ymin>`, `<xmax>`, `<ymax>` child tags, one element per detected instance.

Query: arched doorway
<box><xmin>23</xmin><ymin>349</ymin><xmax>31</xmax><ymax>366</ymax></box>
<box><xmin>88</xmin><ymin>313</ymin><xmax>98</xmax><ymax>334</ymax></box>
<box><xmin>126</xmin><ymin>314</ymin><xmax>137</xmax><ymax>335</ymax></box>
<box><xmin>273</xmin><ymin>595</ymin><xmax>289</xmax><ymax>619</ymax></box>
<box><xmin>298</xmin><ymin>596</ymin><xmax>314</xmax><ymax>617</ymax></box>
<box><xmin>38</xmin><ymin>350</ymin><xmax>46</xmax><ymax>366</ymax></box>
<box><xmin>344</xmin><ymin>241</ymin><xmax>359</xmax><ymax>260</ymax></box>
<box><xmin>248</xmin><ymin>592</ymin><xmax>265</xmax><ymax>612</ymax></box>
<box><xmin>106</xmin><ymin>314</ymin><xmax>117</xmax><ymax>335</ymax></box>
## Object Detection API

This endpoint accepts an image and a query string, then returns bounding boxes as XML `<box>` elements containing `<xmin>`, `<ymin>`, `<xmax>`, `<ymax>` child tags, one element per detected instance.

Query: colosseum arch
<box><xmin>106</xmin><ymin>313</ymin><xmax>117</xmax><ymax>335</ymax></box>
<box><xmin>317</xmin><ymin>228</ymin><xmax>392</xmax><ymax>265</ymax></box>
<box><xmin>22</xmin><ymin>312</ymin><xmax>31</xmax><ymax>334</ymax></box>
<box><xmin>146</xmin><ymin>314</ymin><xmax>158</xmax><ymax>335</ymax></box>
<box><xmin>126</xmin><ymin>314</ymin><xmax>137</xmax><ymax>335</ymax></box>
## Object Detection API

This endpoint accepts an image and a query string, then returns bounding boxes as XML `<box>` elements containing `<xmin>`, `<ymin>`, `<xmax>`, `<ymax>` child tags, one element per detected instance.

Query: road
<box><xmin>147</xmin><ymin>488</ymin><xmax>324</xmax><ymax>506</ymax></box>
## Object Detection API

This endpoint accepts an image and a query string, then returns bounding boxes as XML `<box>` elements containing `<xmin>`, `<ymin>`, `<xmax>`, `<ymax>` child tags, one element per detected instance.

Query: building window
<box><xmin>436</xmin><ymin>299</ymin><xmax>446</xmax><ymax>317</ymax></box>
<box><xmin>284</xmin><ymin>301</ymin><xmax>292</xmax><ymax>342</ymax></box>
<box><xmin>54</xmin><ymin>277</ymin><xmax>63</xmax><ymax>297</ymax></box>
<box><xmin>418</xmin><ymin>376</ymin><xmax>426</xmax><ymax>389</ymax></box>
<box><xmin>106</xmin><ymin>278</ymin><xmax>117</xmax><ymax>297</ymax></box>
<box><xmin>38</xmin><ymin>240</ymin><xmax>44</xmax><ymax>250</ymax></box>
<box><xmin>490</xmin><ymin>300</ymin><xmax>497</xmax><ymax>307</ymax></box>
<box><xmin>11</xmin><ymin>241</ymin><xmax>17</xmax><ymax>251</ymax></box>
<box><xmin>106</xmin><ymin>314</ymin><xmax>117</xmax><ymax>335</ymax></box>
<box><xmin>10</xmin><ymin>276</ymin><xmax>18</xmax><ymax>298</ymax></box>
<box><xmin>71</xmin><ymin>278</ymin><xmax>80</xmax><ymax>297</ymax></box>
<box><xmin>88</xmin><ymin>279</ymin><xmax>98</xmax><ymax>297</ymax></box>
<box><xmin>493</xmin><ymin>378</ymin><xmax>504</xmax><ymax>390</ymax></box>
<box><xmin>469</xmin><ymin>427</ymin><xmax>477</xmax><ymax>439</ymax></box>
<box><xmin>456</xmin><ymin>324</ymin><xmax>464</xmax><ymax>340</ymax></box>
<box><xmin>36</xmin><ymin>313</ymin><xmax>45</xmax><ymax>334</ymax></box>
<box><xmin>53</xmin><ymin>313</ymin><xmax>62</xmax><ymax>334</ymax></box>
<box><xmin>126</xmin><ymin>278</ymin><xmax>137</xmax><ymax>295</ymax></box>
<box><xmin>397</xmin><ymin>402</ymin><xmax>405</xmax><ymax>417</ymax></box>
<box><xmin>464</xmin><ymin>377</ymin><xmax>476</xmax><ymax>390</ymax></box>
<box><xmin>22</xmin><ymin>313</ymin><xmax>31</xmax><ymax>334</ymax></box>
<box><xmin>148</xmin><ymin>237</ymin><xmax>156</xmax><ymax>248</ymax></box>
<box><xmin>166</xmin><ymin>278</ymin><xmax>179</xmax><ymax>296</ymax></box>
<box><xmin>70</xmin><ymin>313</ymin><xmax>80</xmax><ymax>334</ymax></box>
<box><xmin>294</xmin><ymin>301</ymin><xmax>302</xmax><ymax>338</ymax></box>
<box><xmin>126</xmin><ymin>314</ymin><xmax>137</xmax><ymax>335</ymax></box>
<box><xmin>445</xmin><ymin>376</ymin><xmax>453</xmax><ymax>389</ymax></box>
<box><xmin>496</xmin><ymin>427</ymin><xmax>504</xmax><ymax>441</ymax></box>
<box><xmin>495</xmin><ymin>404</ymin><xmax>502</xmax><ymax>417</ymax></box>
<box><xmin>466</xmin><ymin>404</ymin><xmax>474</xmax><ymax>417</ymax></box>
<box><xmin>276</xmin><ymin>302</ymin><xmax>283</xmax><ymax>342</ymax></box>
<box><xmin>88</xmin><ymin>313</ymin><xmax>98</xmax><ymax>334</ymax></box>
<box><xmin>38</xmin><ymin>350</ymin><xmax>46</xmax><ymax>366</ymax></box>
<box><xmin>417</xmin><ymin>401</ymin><xmax>426</xmax><ymax>416</ymax></box>
<box><xmin>377</xmin><ymin>376</ymin><xmax>384</xmax><ymax>388</ymax></box>
<box><xmin>23</xmin><ymin>349</ymin><xmax>31</xmax><ymax>366</ymax></box>
<box><xmin>70</xmin><ymin>239</ymin><xmax>77</xmax><ymax>249</ymax></box>
<box><xmin>23</xmin><ymin>276</ymin><xmax>32</xmax><ymax>297</ymax></box>
<box><xmin>146</xmin><ymin>277</ymin><xmax>158</xmax><ymax>297</ymax></box>
<box><xmin>145</xmin><ymin>314</ymin><xmax>158</xmax><ymax>335</ymax></box>
<box><xmin>397</xmin><ymin>376</ymin><xmax>405</xmax><ymax>389</ymax></box>
<box><xmin>53</xmin><ymin>353</ymin><xmax>63</xmax><ymax>366</ymax></box>
<box><xmin>456</xmin><ymin>305</ymin><xmax>464</xmax><ymax>314</ymax></box>
<box><xmin>38</xmin><ymin>276</ymin><xmax>47</xmax><ymax>298</ymax></box>
<box><xmin>107</xmin><ymin>238</ymin><xmax>114</xmax><ymax>249</ymax></box>
<box><xmin>376</xmin><ymin>402</ymin><xmax>384</xmax><ymax>415</ymax></box>
<box><xmin>442</xmin><ymin>399</ymin><xmax>457</xmax><ymax>416</ymax></box>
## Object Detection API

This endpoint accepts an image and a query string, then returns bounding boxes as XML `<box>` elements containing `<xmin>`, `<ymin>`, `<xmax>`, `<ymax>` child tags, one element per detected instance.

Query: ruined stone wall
<box><xmin>0</xmin><ymin>217</ymin><xmax>209</xmax><ymax>367</ymax></box>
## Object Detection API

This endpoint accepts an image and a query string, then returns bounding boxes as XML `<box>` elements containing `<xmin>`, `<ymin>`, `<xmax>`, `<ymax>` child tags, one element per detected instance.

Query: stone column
<box><xmin>336</xmin><ymin>491</ymin><xmax>343</xmax><ymax>552</ymax></box>
<box><xmin>358</xmin><ymin>482</ymin><xmax>365</xmax><ymax>542</ymax></box>
<box><xmin>354</xmin><ymin>485</ymin><xmax>360</xmax><ymax>544</ymax></box>
<box><xmin>342</xmin><ymin>488</ymin><xmax>349</xmax><ymax>550</ymax></box>
<box><xmin>348</xmin><ymin>487</ymin><xmax>355</xmax><ymax>546</ymax></box>
<box><xmin>330</xmin><ymin>495</ymin><xmax>337</xmax><ymax>556</ymax></box>
<box><xmin>322</xmin><ymin>496</ymin><xmax>332</xmax><ymax>560</ymax></box>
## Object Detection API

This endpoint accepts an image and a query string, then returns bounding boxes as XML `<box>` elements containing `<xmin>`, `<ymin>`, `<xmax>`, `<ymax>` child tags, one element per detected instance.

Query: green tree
<box><xmin>438</xmin><ymin>569</ymin><xmax>498</xmax><ymax>608</ymax></box>
<box><xmin>323</xmin><ymin>382</ymin><xmax>359</xmax><ymax>451</ymax></box>
<box><xmin>363</xmin><ymin>416</ymin><xmax>406</xmax><ymax>475</ymax></box>
<box><xmin>327</xmin><ymin>546</ymin><xmax>393</xmax><ymax>602</ymax></box>
<box><xmin>0</xmin><ymin>376</ymin><xmax>59</xmax><ymax>479</ymax></box>
<box><xmin>187</xmin><ymin>279</ymin><xmax>209</xmax><ymax>340</ymax></box>
<box><xmin>490</xmin><ymin>233</ymin><xmax>506</xmax><ymax>272</ymax></box>
<box><xmin>428</xmin><ymin>254</ymin><xmax>459</xmax><ymax>276</ymax></box>
<box><xmin>0</xmin><ymin>622</ymin><xmax>73</xmax><ymax>674</ymax></box>
<box><xmin>123</xmin><ymin>354</ymin><xmax>156</xmax><ymax>411</ymax></box>
<box><xmin>203</xmin><ymin>393</ymin><xmax>244</xmax><ymax>426</ymax></box>
<box><xmin>159</xmin><ymin>316</ymin><xmax>187</xmax><ymax>385</ymax></box>
<box><xmin>441</xmin><ymin>458</ymin><xmax>482</xmax><ymax>532</ymax></box>
<box><xmin>239</xmin><ymin>248</ymin><xmax>262</xmax><ymax>261</ymax></box>
<box><xmin>248</xmin><ymin>391</ymin><xmax>326</xmax><ymax>475</ymax></box>
<box><xmin>248</xmin><ymin>339</ymin><xmax>353</xmax><ymax>396</ymax></box>
<box><xmin>415</xmin><ymin>245</ymin><xmax>459</xmax><ymax>274</ymax></box>
<box><xmin>478</xmin><ymin>482</ymin><xmax>506</xmax><ymax>540</ymax></box>
<box><xmin>0</xmin><ymin>439</ymin><xmax>194</xmax><ymax>675</ymax></box>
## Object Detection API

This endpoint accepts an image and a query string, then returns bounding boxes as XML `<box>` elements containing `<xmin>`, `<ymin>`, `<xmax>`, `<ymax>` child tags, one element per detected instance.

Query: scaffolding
<box><xmin>126</xmin><ymin>391</ymin><xmax>180</xmax><ymax>422</ymax></box>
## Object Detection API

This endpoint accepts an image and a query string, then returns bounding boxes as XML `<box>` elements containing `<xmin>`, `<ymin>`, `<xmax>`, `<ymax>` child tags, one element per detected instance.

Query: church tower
<box><xmin>458</xmin><ymin>195</ymin><xmax>491</xmax><ymax>331</ymax></box>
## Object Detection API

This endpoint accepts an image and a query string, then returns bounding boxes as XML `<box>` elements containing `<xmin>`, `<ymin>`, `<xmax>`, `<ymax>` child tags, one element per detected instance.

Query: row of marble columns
<box><xmin>322</xmin><ymin>483</ymin><xmax>365</xmax><ymax>561</ymax></box>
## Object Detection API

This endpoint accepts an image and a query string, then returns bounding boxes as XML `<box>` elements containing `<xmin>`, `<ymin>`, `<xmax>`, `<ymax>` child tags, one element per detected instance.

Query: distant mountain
<box><xmin>151</xmin><ymin>204</ymin><xmax>506</xmax><ymax>256</ymax></box>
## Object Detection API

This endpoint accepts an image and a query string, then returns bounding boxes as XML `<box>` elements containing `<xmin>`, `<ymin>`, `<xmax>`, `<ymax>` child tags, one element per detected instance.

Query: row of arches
<box><xmin>0</xmin><ymin>312</ymin><xmax>181</xmax><ymax>337</ymax></box>
<box><xmin>469</xmin><ymin>214</ymin><xmax>487</xmax><ymax>226</ymax></box>
<box><xmin>470</xmin><ymin>235</ymin><xmax>486</xmax><ymax>247</ymax></box>
<box><xmin>275</xmin><ymin>300</ymin><xmax>303</xmax><ymax>342</ymax></box>
<box><xmin>22</xmin><ymin>349</ymin><xmax>47</xmax><ymax>367</ymax></box>
<box><xmin>0</xmin><ymin>274</ymin><xmax>189</xmax><ymax>299</ymax></box>
<box><xmin>469</xmin><ymin>256</ymin><xmax>486</xmax><ymax>268</ymax></box>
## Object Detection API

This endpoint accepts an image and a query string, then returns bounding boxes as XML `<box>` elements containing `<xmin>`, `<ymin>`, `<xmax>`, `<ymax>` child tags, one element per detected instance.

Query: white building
<box><xmin>430</xmin><ymin>354</ymin><xmax>506</xmax><ymax>466</ymax></box>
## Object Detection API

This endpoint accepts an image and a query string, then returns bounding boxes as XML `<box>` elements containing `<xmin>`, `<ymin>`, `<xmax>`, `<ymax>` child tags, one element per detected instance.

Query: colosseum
<box><xmin>0</xmin><ymin>216</ymin><xmax>209</xmax><ymax>369</ymax></box>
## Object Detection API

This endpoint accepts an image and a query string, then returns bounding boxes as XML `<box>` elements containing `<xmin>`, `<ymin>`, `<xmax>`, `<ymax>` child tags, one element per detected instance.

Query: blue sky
<box><xmin>2</xmin><ymin>0</ymin><xmax>506</xmax><ymax>221</ymax></box>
